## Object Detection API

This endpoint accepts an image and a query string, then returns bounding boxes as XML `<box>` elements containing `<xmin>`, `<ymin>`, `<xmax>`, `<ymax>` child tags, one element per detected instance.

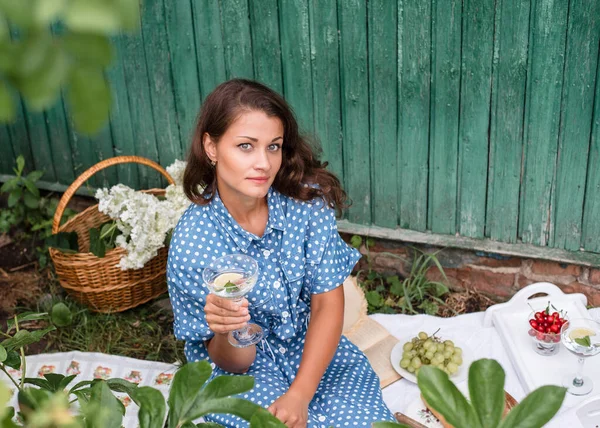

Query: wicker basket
<box><xmin>49</xmin><ymin>156</ymin><xmax>175</xmax><ymax>313</ymax></box>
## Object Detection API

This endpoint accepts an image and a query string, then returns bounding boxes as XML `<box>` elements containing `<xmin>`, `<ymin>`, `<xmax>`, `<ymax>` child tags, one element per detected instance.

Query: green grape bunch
<box><xmin>399</xmin><ymin>329</ymin><xmax>463</xmax><ymax>377</ymax></box>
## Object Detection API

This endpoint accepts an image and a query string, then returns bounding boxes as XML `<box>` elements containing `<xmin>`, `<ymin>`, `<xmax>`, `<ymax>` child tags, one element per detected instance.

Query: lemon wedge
<box><xmin>213</xmin><ymin>272</ymin><xmax>243</xmax><ymax>290</ymax></box>
<box><xmin>569</xmin><ymin>328</ymin><xmax>597</xmax><ymax>340</ymax></box>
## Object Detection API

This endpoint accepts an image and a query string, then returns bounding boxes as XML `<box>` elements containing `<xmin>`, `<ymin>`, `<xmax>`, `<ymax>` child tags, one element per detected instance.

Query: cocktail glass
<box><xmin>202</xmin><ymin>254</ymin><xmax>263</xmax><ymax>348</ymax></box>
<box><xmin>560</xmin><ymin>318</ymin><xmax>600</xmax><ymax>395</ymax></box>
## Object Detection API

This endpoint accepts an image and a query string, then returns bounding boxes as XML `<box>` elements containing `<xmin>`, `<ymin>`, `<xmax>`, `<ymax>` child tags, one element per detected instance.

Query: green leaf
<box><xmin>1</xmin><ymin>326</ymin><xmax>56</xmax><ymax>352</ymax></box>
<box><xmin>19</xmin><ymin>45</ymin><xmax>70</xmax><ymax>111</ymax></box>
<box><xmin>574</xmin><ymin>336</ymin><xmax>591</xmax><ymax>347</ymax></box>
<box><xmin>350</xmin><ymin>235</ymin><xmax>362</xmax><ymax>248</ymax></box>
<box><xmin>0</xmin><ymin>177</ymin><xmax>19</xmax><ymax>193</ymax></box>
<box><xmin>167</xmin><ymin>362</ymin><xmax>213</xmax><ymax>428</ymax></box>
<box><xmin>196</xmin><ymin>423</ymin><xmax>225</xmax><ymax>428</ymax></box>
<box><xmin>67</xmin><ymin>66</ymin><xmax>111</xmax><ymax>134</ymax></box>
<box><xmin>90</xmin><ymin>381</ymin><xmax>125</xmax><ymax>417</ymax></box>
<box><xmin>16</xmin><ymin>155</ymin><xmax>25</xmax><ymax>175</ymax></box>
<box><xmin>0</xmin><ymin>382</ymin><xmax>11</xmax><ymax>419</ymax></box>
<box><xmin>7</xmin><ymin>187</ymin><xmax>21</xmax><ymax>207</ymax></box>
<box><xmin>69</xmin><ymin>380</ymin><xmax>94</xmax><ymax>394</ymax></box>
<box><xmin>63</xmin><ymin>32</ymin><xmax>113</xmax><ymax>67</ymax></box>
<box><xmin>22</xmin><ymin>177</ymin><xmax>40</xmax><ymax>197</ymax></box>
<box><xmin>23</xmin><ymin>190</ymin><xmax>39</xmax><ymax>209</ymax></box>
<box><xmin>34</xmin><ymin>0</ymin><xmax>67</xmax><ymax>25</ymax></box>
<box><xmin>23</xmin><ymin>378</ymin><xmax>52</xmax><ymax>391</ymax></box>
<box><xmin>6</xmin><ymin>311</ymin><xmax>50</xmax><ymax>331</ymax></box>
<box><xmin>105</xmin><ymin>378</ymin><xmax>138</xmax><ymax>394</ymax></box>
<box><xmin>89</xmin><ymin>227</ymin><xmax>106</xmax><ymax>258</ymax></box>
<box><xmin>3</xmin><ymin>350</ymin><xmax>21</xmax><ymax>370</ymax></box>
<box><xmin>417</xmin><ymin>365</ymin><xmax>482</xmax><ymax>428</ymax></box>
<box><xmin>388</xmin><ymin>276</ymin><xmax>403</xmax><ymax>297</ymax></box>
<box><xmin>366</xmin><ymin>290</ymin><xmax>384</xmax><ymax>308</ymax></box>
<box><xmin>51</xmin><ymin>302</ymin><xmax>72</xmax><ymax>327</ymax></box>
<box><xmin>468</xmin><ymin>359</ymin><xmax>505</xmax><ymax>428</ymax></box>
<box><xmin>249</xmin><ymin>408</ymin><xmax>286</xmax><ymax>427</ymax></box>
<box><xmin>199</xmin><ymin>375</ymin><xmax>254</xmax><ymax>401</ymax></box>
<box><xmin>498</xmin><ymin>385</ymin><xmax>566</xmax><ymax>428</ymax></box>
<box><xmin>46</xmin><ymin>231</ymin><xmax>79</xmax><ymax>252</ymax></box>
<box><xmin>26</xmin><ymin>170</ymin><xmax>44</xmax><ymax>183</ymax></box>
<box><xmin>0</xmin><ymin>79</ymin><xmax>15</xmax><ymax>122</ymax></box>
<box><xmin>0</xmin><ymin>345</ymin><xmax>6</xmax><ymax>362</ymax></box>
<box><xmin>186</xmin><ymin>397</ymin><xmax>260</xmax><ymax>423</ymax></box>
<box><xmin>17</xmin><ymin>387</ymin><xmax>51</xmax><ymax>417</ymax></box>
<box><xmin>64</xmin><ymin>0</ymin><xmax>123</xmax><ymax>34</ymax></box>
<box><xmin>131</xmin><ymin>387</ymin><xmax>166</xmax><ymax>428</ymax></box>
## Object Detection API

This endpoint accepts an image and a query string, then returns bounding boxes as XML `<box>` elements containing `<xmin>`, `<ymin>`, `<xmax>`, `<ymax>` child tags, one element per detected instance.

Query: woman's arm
<box><xmin>204</xmin><ymin>294</ymin><xmax>257</xmax><ymax>373</ymax></box>
<box><xmin>268</xmin><ymin>285</ymin><xmax>344</xmax><ymax>426</ymax></box>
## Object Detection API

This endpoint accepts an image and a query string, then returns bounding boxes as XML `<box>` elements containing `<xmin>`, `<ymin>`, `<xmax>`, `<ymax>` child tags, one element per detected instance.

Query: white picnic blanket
<box><xmin>2</xmin><ymin>308</ymin><xmax>600</xmax><ymax>427</ymax></box>
<box><xmin>377</xmin><ymin>307</ymin><xmax>600</xmax><ymax>427</ymax></box>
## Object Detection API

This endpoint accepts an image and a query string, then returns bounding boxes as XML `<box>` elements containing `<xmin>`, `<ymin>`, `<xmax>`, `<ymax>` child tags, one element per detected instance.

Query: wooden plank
<box><xmin>140</xmin><ymin>0</ymin><xmax>181</xmax><ymax>179</ymax></box>
<box><xmin>279</xmin><ymin>0</ymin><xmax>314</xmax><ymax>134</ymax></box>
<box><xmin>22</xmin><ymin>111</ymin><xmax>56</xmax><ymax>182</ymax></box>
<box><xmin>428</xmin><ymin>0</ymin><xmax>461</xmax><ymax>234</ymax></box>
<box><xmin>398</xmin><ymin>0</ymin><xmax>431</xmax><ymax>231</ymax></box>
<box><xmin>220</xmin><ymin>0</ymin><xmax>253</xmax><ymax>79</ymax></box>
<box><xmin>119</xmin><ymin>31</ymin><xmax>161</xmax><ymax>189</ymax></box>
<box><xmin>337</xmin><ymin>219</ymin><xmax>600</xmax><ymax>267</ymax></box>
<box><xmin>164</xmin><ymin>0</ymin><xmax>201</xmax><ymax>149</ymax></box>
<box><xmin>519</xmin><ymin>0</ymin><xmax>568</xmax><ymax>245</ymax></box>
<box><xmin>486</xmin><ymin>0</ymin><xmax>530</xmax><ymax>243</ymax></box>
<box><xmin>338</xmin><ymin>0</ymin><xmax>370</xmax><ymax>223</ymax></box>
<box><xmin>6</xmin><ymin>99</ymin><xmax>34</xmax><ymax>172</ymax></box>
<box><xmin>105</xmin><ymin>35</ymin><xmax>139</xmax><ymax>189</ymax></box>
<box><xmin>0</xmin><ymin>125</ymin><xmax>15</xmax><ymax>174</ymax></box>
<box><xmin>368</xmin><ymin>0</ymin><xmax>398</xmax><ymax>228</ymax></box>
<box><xmin>552</xmin><ymin>0</ymin><xmax>599</xmax><ymax>251</ymax></box>
<box><xmin>457</xmin><ymin>0</ymin><xmax>495</xmax><ymax>238</ymax></box>
<box><xmin>44</xmin><ymin>96</ymin><xmax>76</xmax><ymax>186</ymax></box>
<box><xmin>191</xmin><ymin>0</ymin><xmax>227</xmax><ymax>101</ymax></box>
<box><xmin>308</xmin><ymin>0</ymin><xmax>344</xmax><ymax>184</ymax></box>
<box><xmin>582</xmin><ymin>44</ymin><xmax>600</xmax><ymax>253</ymax></box>
<box><xmin>249</xmin><ymin>0</ymin><xmax>283</xmax><ymax>94</ymax></box>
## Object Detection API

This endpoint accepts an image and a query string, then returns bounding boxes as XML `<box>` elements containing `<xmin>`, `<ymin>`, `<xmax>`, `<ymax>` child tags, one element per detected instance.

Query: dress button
<box><xmin>279</xmin><ymin>347</ymin><xmax>286</xmax><ymax>354</ymax></box>
<box><xmin>281</xmin><ymin>311</ymin><xmax>289</xmax><ymax>318</ymax></box>
<box><xmin>273</xmin><ymin>281</ymin><xmax>281</xmax><ymax>289</ymax></box>
<box><xmin>262</xmin><ymin>249</ymin><xmax>271</xmax><ymax>257</ymax></box>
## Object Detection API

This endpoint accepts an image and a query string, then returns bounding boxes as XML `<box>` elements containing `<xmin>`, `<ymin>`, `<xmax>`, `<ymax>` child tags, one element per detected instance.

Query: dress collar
<box><xmin>209</xmin><ymin>187</ymin><xmax>287</xmax><ymax>252</ymax></box>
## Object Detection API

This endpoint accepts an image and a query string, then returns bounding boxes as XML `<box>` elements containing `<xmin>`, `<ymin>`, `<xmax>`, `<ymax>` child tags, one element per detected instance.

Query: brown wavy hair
<box><xmin>183</xmin><ymin>79</ymin><xmax>348</xmax><ymax>214</ymax></box>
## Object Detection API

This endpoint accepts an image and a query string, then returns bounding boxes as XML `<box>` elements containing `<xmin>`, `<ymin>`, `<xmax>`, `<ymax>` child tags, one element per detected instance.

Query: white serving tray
<box><xmin>483</xmin><ymin>282</ymin><xmax>594</xmax><ymax>394</ymax></box>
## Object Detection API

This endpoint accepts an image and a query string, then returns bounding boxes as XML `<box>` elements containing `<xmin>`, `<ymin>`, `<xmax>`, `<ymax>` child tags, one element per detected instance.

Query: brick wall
<box><xmin>345</xmin><ymin>235</ymin><xmax>600</xmax><ymax>308</ymax></box>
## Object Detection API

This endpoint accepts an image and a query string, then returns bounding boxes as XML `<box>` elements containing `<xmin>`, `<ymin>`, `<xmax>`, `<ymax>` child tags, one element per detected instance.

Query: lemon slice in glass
<box><xmin>213</xmin><ymin>272</ymin><xmax>243</xmax><ymax>291</ymax></box>
<box><xmin>569</xmin><ymin>328</ymin><xmax>597</xmax><ymax>340</ymax></box>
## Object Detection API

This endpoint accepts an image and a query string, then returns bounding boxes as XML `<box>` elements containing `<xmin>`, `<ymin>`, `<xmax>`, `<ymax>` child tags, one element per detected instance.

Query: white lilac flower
<box><xmin>95</xmin><ymin>160</ymin><xmax>192</xmax><ymax>270</ymax></box>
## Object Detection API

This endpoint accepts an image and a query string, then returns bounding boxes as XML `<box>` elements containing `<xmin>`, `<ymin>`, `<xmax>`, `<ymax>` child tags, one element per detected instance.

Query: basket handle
<box><xmin>52</xmin><ymin>156</ymin><xmax>176</xmax><ymax>234</ymax></box>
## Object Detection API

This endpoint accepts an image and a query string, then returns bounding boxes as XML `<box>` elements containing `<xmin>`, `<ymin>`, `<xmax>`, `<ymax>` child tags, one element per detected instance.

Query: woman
<box><xmin>167</xmin><ymin>79</ymin><xmax>395</xmax><ymax>427</ymax></box>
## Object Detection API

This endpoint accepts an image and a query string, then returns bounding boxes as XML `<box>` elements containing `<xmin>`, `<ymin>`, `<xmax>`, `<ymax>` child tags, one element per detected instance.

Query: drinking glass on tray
<box><xmin>560</xmin><ymin>318</ymin><xmax>600</xmax><ymax>395</ymax></box>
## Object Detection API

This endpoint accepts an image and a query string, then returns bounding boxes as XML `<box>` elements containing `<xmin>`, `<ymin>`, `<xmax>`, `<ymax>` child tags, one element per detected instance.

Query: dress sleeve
<box><xmin>167</xmin><ymin>265</ymin><xmax>213</xmax><ymax>344</ymax></box>
<box><xmin>308</xmin><ymin>202</ymin><xmax>362</xmax><ymax>295</ymax></box>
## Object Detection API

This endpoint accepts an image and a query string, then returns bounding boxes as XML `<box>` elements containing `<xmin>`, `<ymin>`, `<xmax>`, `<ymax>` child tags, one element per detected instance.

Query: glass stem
<box><xmin>574</xmin><ymin>357</ymin><xmax>585</xmax><ymax>387</ymax></box>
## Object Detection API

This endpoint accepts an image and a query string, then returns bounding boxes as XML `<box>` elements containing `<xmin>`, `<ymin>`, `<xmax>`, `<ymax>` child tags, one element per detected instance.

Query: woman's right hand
<box><xmin>204</xmin><ymin>294</ymin><xmax>251</xmax><ymax>335</ymax></box>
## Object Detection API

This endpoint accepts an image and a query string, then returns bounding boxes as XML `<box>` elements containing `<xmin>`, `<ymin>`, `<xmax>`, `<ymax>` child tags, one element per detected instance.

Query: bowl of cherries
<box><xmin>528</xmin><ymin>302</ymin><xmax>568</xmax><ymax>356</ymax></box>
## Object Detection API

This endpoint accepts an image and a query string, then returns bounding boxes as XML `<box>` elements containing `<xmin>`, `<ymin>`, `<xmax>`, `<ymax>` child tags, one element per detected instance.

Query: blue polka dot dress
<box><xmin>167</xmin><ymin>188</ymin><xmax>395</xmax><ymax>427</ymax></box>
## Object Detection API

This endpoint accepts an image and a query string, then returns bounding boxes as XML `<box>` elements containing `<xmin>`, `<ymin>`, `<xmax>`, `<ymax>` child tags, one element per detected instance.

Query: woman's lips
<box><xmin>247</xmin><ymin>177</ymin><xmax>269</xmax><ymax>184</ymax></box>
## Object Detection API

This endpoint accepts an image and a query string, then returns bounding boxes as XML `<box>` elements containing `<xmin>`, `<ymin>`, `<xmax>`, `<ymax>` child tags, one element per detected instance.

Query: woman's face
<box><xmin>204</xmin><ymin>110</ymin><xmax>284</xmax><ymax>203</ymax></box>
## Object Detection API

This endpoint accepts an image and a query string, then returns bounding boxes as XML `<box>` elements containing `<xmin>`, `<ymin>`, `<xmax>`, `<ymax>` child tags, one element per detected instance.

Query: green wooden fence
<box><xmin>1</xmin><ymin>0</ymin><xmax>599</xmax><ymax>261</ymax></box>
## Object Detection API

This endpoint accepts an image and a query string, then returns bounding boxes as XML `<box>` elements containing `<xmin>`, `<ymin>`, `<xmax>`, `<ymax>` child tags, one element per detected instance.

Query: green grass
<box><xmin>33</xmin><ymin>277</ymin><xmax>185</xmax><ymax>363</ymax></box>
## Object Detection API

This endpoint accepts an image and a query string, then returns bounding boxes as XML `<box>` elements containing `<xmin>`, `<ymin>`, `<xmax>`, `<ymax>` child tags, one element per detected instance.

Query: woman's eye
<box><xmin>238</xmin><ymin>143</ymin><xmax>252</xmax><ymax>150</ymax></box>
<box><xmin>268</xmin><ymin>144</ymin><xmax>281</xmax><ymax>151</ymax></box>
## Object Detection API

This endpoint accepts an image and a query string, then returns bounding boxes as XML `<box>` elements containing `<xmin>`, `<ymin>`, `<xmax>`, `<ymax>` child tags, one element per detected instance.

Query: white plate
<box><xmin>390</xmin><ymin>334</ymin><xmax>473</xmax><ymax>384</ymax></box>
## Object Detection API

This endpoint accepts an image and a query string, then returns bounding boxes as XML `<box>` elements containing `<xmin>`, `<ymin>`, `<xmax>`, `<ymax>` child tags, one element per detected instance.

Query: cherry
<box><xmin>536</xmin><ymin>331</ymin><xmax>545</xmax><ymax>340</ymax></box>
<box><xmin>530</xmin><ymin>319</ymin><xmax>539</xmax><ymax>329</ymax></box>
<box><xmin>549</xmin><ymin>324</ymin><xmax>560</xmax><ymax>334</ymax></box>
<box><xmin>552</xmin><ymin>311</ymin><xmax>559</xmax><ymax>319</ymax></box>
